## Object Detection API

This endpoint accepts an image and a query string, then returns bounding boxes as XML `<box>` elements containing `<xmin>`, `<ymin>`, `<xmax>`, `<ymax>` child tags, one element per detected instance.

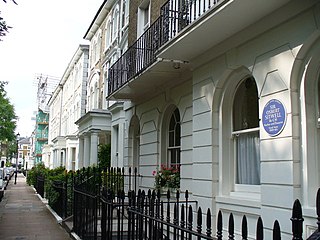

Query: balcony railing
<box><xmin>107</xmin><ymin>0</ymin><xmax>223</xmax><ymax>97</ymax></box>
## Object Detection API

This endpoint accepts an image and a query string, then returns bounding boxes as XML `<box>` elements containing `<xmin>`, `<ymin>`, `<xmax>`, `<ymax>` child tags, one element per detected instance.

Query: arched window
<box><xmin>232</xmin><ymin>77</ymin><xmax>260</xmax><ymax>185</ymax></box>
<box><xmin>106</xmin><ymin>17</ymin><xmax>112</xmax><ymax>48</ymax></box>
<box><xmin>168</xmin><ymin>108</ymin><xmax>181</xmax><ymax>167</ymax></box>
<box><xmin>112</xmin><ymin>7</ymin><xmax>119</xmax><ymax>41</ymax></box>
<box><xmin>121</xmin><ymin>0</ymin><xmax>129</xmax><ymax>29</ymax></box>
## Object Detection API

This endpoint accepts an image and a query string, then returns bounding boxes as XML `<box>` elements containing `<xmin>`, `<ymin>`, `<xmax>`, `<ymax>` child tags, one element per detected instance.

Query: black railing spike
<box><xmin>273</xmin><ymin>220</ymin><xmax>281</xmax><ymax>240</ymax></box>
<box><xmin>148</xmin><ymin>189</ymin><xmax>151</xmax><ymax>199</ymax></box>
<box><xmin>188</xmin><ymin>205</ymin><xmax>193</xmax><ymax>225</ymax></box>
<box><xmin>132</xmin><ymin>190</ymin><xmax>136</xmax><ymax>199</ymax></box>
<box><xmin>166</xmin><ymin>198</ymin><xmax>171</xmax><ymax>237</ymax></box>
<box><xmin>181</xmin><ymin>204</ymin><xmax>185</xmax><ymax>221</ymax></box>
<box><xmin>152</xmin><ymin>189</ymin><xmax>156</xmax><ymax>200</ymax></box>
<box><xmin>206</xmin><ymin>208</ymin><xmax>212</xmax><ymax>237</ymax></box>
<box><xmin>176</xmin><ymin>189</ymin><xmax>180</xmax><ymax>200</ymax></box>
<box><xmin>180</xmin><ymin>204</ymin><xmax>185</xmax><ymax>238</ymax></box>
<box><xmin>217</xmin><ymin>210</ymin><xmax>223</xmax><ymax>240</ymax></box>
<box><xmin>157</xmin><ymin>189</ymin><xmax>161</xmax><ymax>200</ymax></box>
<box><xmin>188</xmin><ymin>205</ymin><xmax>193</xmax><ymax>240</ymax></box>
<box><xmin>229</xmin><ymin>213</ymin><xmax>234</xmax><ymax>240</ymax></box>
<box><xmin>316</xmin><ymin>188</ymin><xmax>320</xmax><ymax>232</ymax></box>
<box><xmin>167</xmin><ymin>188</ymin><xmax>170</xmax><ymax>200</ymax></box>
<box><xmin>291</xmin><ymin>199</ymin><xmax>303</xmax><ymax>240</ymax></box>
<box><xmin>242</xmin><ymin>215</ymin><xmax>248</xmax><ymax>239</ymax></box>
<box><xmin>256</xmin><ymin>217</ymin><xmax>264</xmax><ymax>240</ymax></box>
<box><xmin>129</xmin><ymin>167</ymin><xmax>132</xmax><ymax>191</ymax></box>
<box><xmin>197</xmin><ymin>207</ymin><xmax>203</xmax><ymax>235</ymax></box>
<box><xmin>185</xmin><ymin>190</ymin><xmax>189</xmax><ymax>199</ymax></box>
<box><xmin>174</xmin><ymin>203</ymin><xmax>178</xmax><ymax>225</ymax></box>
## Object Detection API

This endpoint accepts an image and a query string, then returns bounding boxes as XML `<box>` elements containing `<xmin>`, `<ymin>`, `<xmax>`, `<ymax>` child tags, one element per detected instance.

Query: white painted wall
<box><xmin>117</xmin><ymin>3</ymin><xmax>320</xmax><ymax>239</ymax></box>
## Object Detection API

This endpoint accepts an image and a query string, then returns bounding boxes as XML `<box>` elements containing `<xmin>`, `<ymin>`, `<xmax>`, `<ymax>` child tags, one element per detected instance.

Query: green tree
<box><xmin>98</xmin><ymin>143</ymin><xmax>111</xmax><ymax>170</ymax></box>
<box><xmin>0</xmin><ymin>81</ymin><xmax>17</xmax><ymax>142</ymax></box>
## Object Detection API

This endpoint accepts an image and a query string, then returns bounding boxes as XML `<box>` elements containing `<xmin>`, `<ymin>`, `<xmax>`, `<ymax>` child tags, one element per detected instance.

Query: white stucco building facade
<box><xmin>106</xmin><ymin>0</ymin><xmax>320</xmax><ymax>238</ymax></box>
<box><xmin>76</xmin><ymin>0</ymin><xmax>129</xmax><ymax>169</ymax></box>
<box><xmin>47</xmin><ymin>44</ymin><xmax>90</xmax><ymax>171</ymax></box>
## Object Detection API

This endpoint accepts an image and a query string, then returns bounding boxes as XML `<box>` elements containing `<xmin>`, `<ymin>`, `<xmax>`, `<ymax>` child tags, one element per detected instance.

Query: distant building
<box><xmin>34</xmin><ymin>109</ymin><xmax>49</xmax><ymax>164</ymax></box>
<box><xmin>47</xmin><ymin>44</ymin><xmax>90</xmax><ymax>170</ymax></box>
<box><xmin>18</xmin><ymin>136</ymin><xmax>33</xmax><ymax>169</ymax></box>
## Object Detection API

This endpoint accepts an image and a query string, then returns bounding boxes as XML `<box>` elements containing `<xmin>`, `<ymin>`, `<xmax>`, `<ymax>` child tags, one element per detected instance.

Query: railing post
<box><xmin>242</xmin><ymin>215</ymin><xmax>248</xmax><ymax>240</ymax></box>
<box><xmin>206</xmin><ymin>208</ymin><xmax>212</xmax><ymax>237</ymax></box>
<box><xmin>256</xmin><ymin>217</ymin><xmax>264</xmax><ymax>240</ymax></box>
<box><xmin>228</xmin><ymin>213</ymin><xmax>234</xmax><ymax>240</ymax></box>
<box><xmin>291</xmin><ymin>199</ymin><xmax>304</xmax><ymax>240</ymax></box>
<box><xmin>217</xmin><ymin>210</ymin><xmax>223</xmax><ymax>240</ymax></box>
<box><xmin>273</xmin><ymin>220</ymin><xmax>281</xmax><ymax>240</ymax></box>
<box><xmin>188</xmin><ymin>205</ymin><xmax>193</xmax><ymax>240</ymax></box>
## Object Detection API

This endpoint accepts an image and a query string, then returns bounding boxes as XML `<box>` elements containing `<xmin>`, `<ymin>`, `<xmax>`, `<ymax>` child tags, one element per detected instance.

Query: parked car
<box><xmin>0</xmin><ymin>168</ymin><xmax>7</xmax><ymax>201</ymax></box>
<box><xmin>5</xmin><ymin>167</ymin><xmax>14</xmax><ymax>180</ymax></box>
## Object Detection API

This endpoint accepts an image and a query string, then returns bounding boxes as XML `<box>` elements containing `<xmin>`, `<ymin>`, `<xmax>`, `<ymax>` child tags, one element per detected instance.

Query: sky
<box><xmin>0</xmin><ymin>0</ymin><xmax>103</xmax><ymax>137</ymax></box>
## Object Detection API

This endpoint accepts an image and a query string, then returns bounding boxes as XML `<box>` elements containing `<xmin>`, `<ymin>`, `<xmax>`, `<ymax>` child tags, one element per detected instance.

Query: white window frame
<box><xmin>230</xmin><ymin>77</ymin><xmax>260</xmax><ymax>197</ymax></box>
<box><xmin>137</xmin><ymin>0</ymin><xmax>150</xmax><ymax>38</ymax></box>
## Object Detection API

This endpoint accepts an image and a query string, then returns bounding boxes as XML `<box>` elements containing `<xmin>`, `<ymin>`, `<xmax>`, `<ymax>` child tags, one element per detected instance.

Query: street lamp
<box><xmin>14</xmin><ymin>133</ymin><xmax>20</xmax><ymax>184</ymax></box>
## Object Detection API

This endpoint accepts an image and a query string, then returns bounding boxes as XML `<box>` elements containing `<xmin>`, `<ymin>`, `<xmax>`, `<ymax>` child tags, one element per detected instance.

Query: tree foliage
<box><xmin>0</xmin><ymin>81</ymin><xmax>17</xmax><ymax>142</ymax></box>
<box><xmin>98</xmin><ymin>143</ymin><xmax>111</xmax><ymax>170</ymax></box>
<box><xmin>0</xmin><ymin>0</ymin><xmax>17</xmax><ymax>41</ymax></box>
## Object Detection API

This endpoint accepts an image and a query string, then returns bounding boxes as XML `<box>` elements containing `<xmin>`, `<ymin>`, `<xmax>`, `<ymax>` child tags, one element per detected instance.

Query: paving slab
<box><xmin>0</xmin><ymin>173</ymin><xmax>71</xmax><ymax>240</ymax></box>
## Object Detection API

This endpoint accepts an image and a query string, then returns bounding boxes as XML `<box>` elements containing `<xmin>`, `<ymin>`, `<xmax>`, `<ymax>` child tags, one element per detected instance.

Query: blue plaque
<box><xmin>262</xmin><ymin>99</ymin><xmax>287</xmax><ymax>136</ymax></box>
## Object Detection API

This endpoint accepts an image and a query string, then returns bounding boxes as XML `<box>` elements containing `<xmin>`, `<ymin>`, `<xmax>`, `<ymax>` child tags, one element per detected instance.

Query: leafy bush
<box><xmin>26</xmin><ymin>162</ymin><xmax>47</xmax><ymax>186</ymax></box>
<box><xmin>98</xmin><ymin>143</ymin><xmax>111</xmax><ymax>170</ymax></box>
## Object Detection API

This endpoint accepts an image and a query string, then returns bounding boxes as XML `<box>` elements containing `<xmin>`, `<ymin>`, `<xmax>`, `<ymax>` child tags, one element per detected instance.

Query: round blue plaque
<box><xmin>262</xmin><ymin>99</ymin><xmax>287</xmax><ymax>137</ymax></box>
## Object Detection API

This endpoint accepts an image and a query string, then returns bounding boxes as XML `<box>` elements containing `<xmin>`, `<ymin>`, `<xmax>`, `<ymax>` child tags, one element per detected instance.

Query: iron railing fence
<box><xmin>36</xmin><ymin>165</ymin><xmax>320</xmax><ymax>239</ymax></box>
<box><xmin>49</xmin><ymin>173</ymin><xmax>74</xmax><ymax>219</ymax></box>
<box><xmin>100</xmin><ymin>187</ymin><xmax>198</xmax><ymax>240</ymax></box>
<box><xmin>74</xmin><ymin>185</ymin><xmax>320</xmax><ymax>240</ymax></box>
<box><xmin>35</xmin><ymin>175</ymin><xmax>45</xmax><ymax>198</ymax></box>
<box><xmin>72</xmin><ymin>167</ymin><xmax>142</xmax><ymax>239</ymax></box>
<box><xmin>50</xmin><ymin>180</ymin><xmax>66</xmax><ymax>218</ymax></box>
<box><xmin>73</xmin><ymin>185</ymin><xmax>99</xmax><ymax>240</ymax></box>
<box><xmin>107</xmin><ymin>0</ymin><xmax>225</xmax><ymax>97</ymax></box>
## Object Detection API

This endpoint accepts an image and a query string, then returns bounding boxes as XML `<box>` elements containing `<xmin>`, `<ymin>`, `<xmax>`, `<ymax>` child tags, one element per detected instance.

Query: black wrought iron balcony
<box><xmin>107</xmin><ymin>0</ymin><xmax>290</xmax><ymax>99</ymax></box>
<box><xmin>107</xmin><ymin>0</ymin><xmax>226</xmax><ymax>99</ymax></box>
<box><xmin>107</xmin><ymin>17</ymin><xmax>164</xmax><ymax>97</ymax></box>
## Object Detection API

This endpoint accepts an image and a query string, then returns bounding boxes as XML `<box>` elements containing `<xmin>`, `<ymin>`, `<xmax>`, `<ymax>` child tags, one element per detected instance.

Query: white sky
<box><xmin>0</xmin><ymin>0</ymin><xmax>102</xmax><ymax>137</ymax></box>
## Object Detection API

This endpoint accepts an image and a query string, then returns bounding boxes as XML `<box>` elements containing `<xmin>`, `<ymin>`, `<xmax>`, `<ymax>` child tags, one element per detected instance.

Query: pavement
<box><xmin>0</xmin><ymin>173</ymin><xmax>72</xmax><ymax>240</ymax></box>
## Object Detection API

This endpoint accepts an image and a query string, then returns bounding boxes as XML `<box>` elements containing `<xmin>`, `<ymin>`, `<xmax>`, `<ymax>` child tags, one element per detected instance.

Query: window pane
<box><xmin>236</xmin><ymin>131</ymin><xmax>260</xmax><ymax>184</ymax></box>
<box><xmin>169</xmin><ymin>115</ymin><xmax>175</xmax><ymax>131</ymax></box>
<box><xmin>169</xmin><ymin>130</ymin><xmax>174</xmax><ymax>146</ymax></box>
<box><xmin>233</xmin><ymin>78</ymin><xmax>259</xmax><ymax>131</ymax></box>
<box><xmin>168</xmin><ymin>108</ymin><xmax>181</xmax><ymax>166</ymax></box>
<box><xmin>233</xmin><ymin>77</ymin><xmax>260</xmax><ymax>185</ymax></box>
<box><xmin>175</xmin><ymin>123</ymin><xmax>181</xmax><ymax>146</ymax></box>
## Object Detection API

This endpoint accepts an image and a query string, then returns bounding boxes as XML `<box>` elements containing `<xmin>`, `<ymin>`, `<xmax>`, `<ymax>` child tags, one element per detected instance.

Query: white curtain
<box><xmin>236</xmin><ymin>131</ymin><xmax>260</xmax><ymax>185</ymax></box>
